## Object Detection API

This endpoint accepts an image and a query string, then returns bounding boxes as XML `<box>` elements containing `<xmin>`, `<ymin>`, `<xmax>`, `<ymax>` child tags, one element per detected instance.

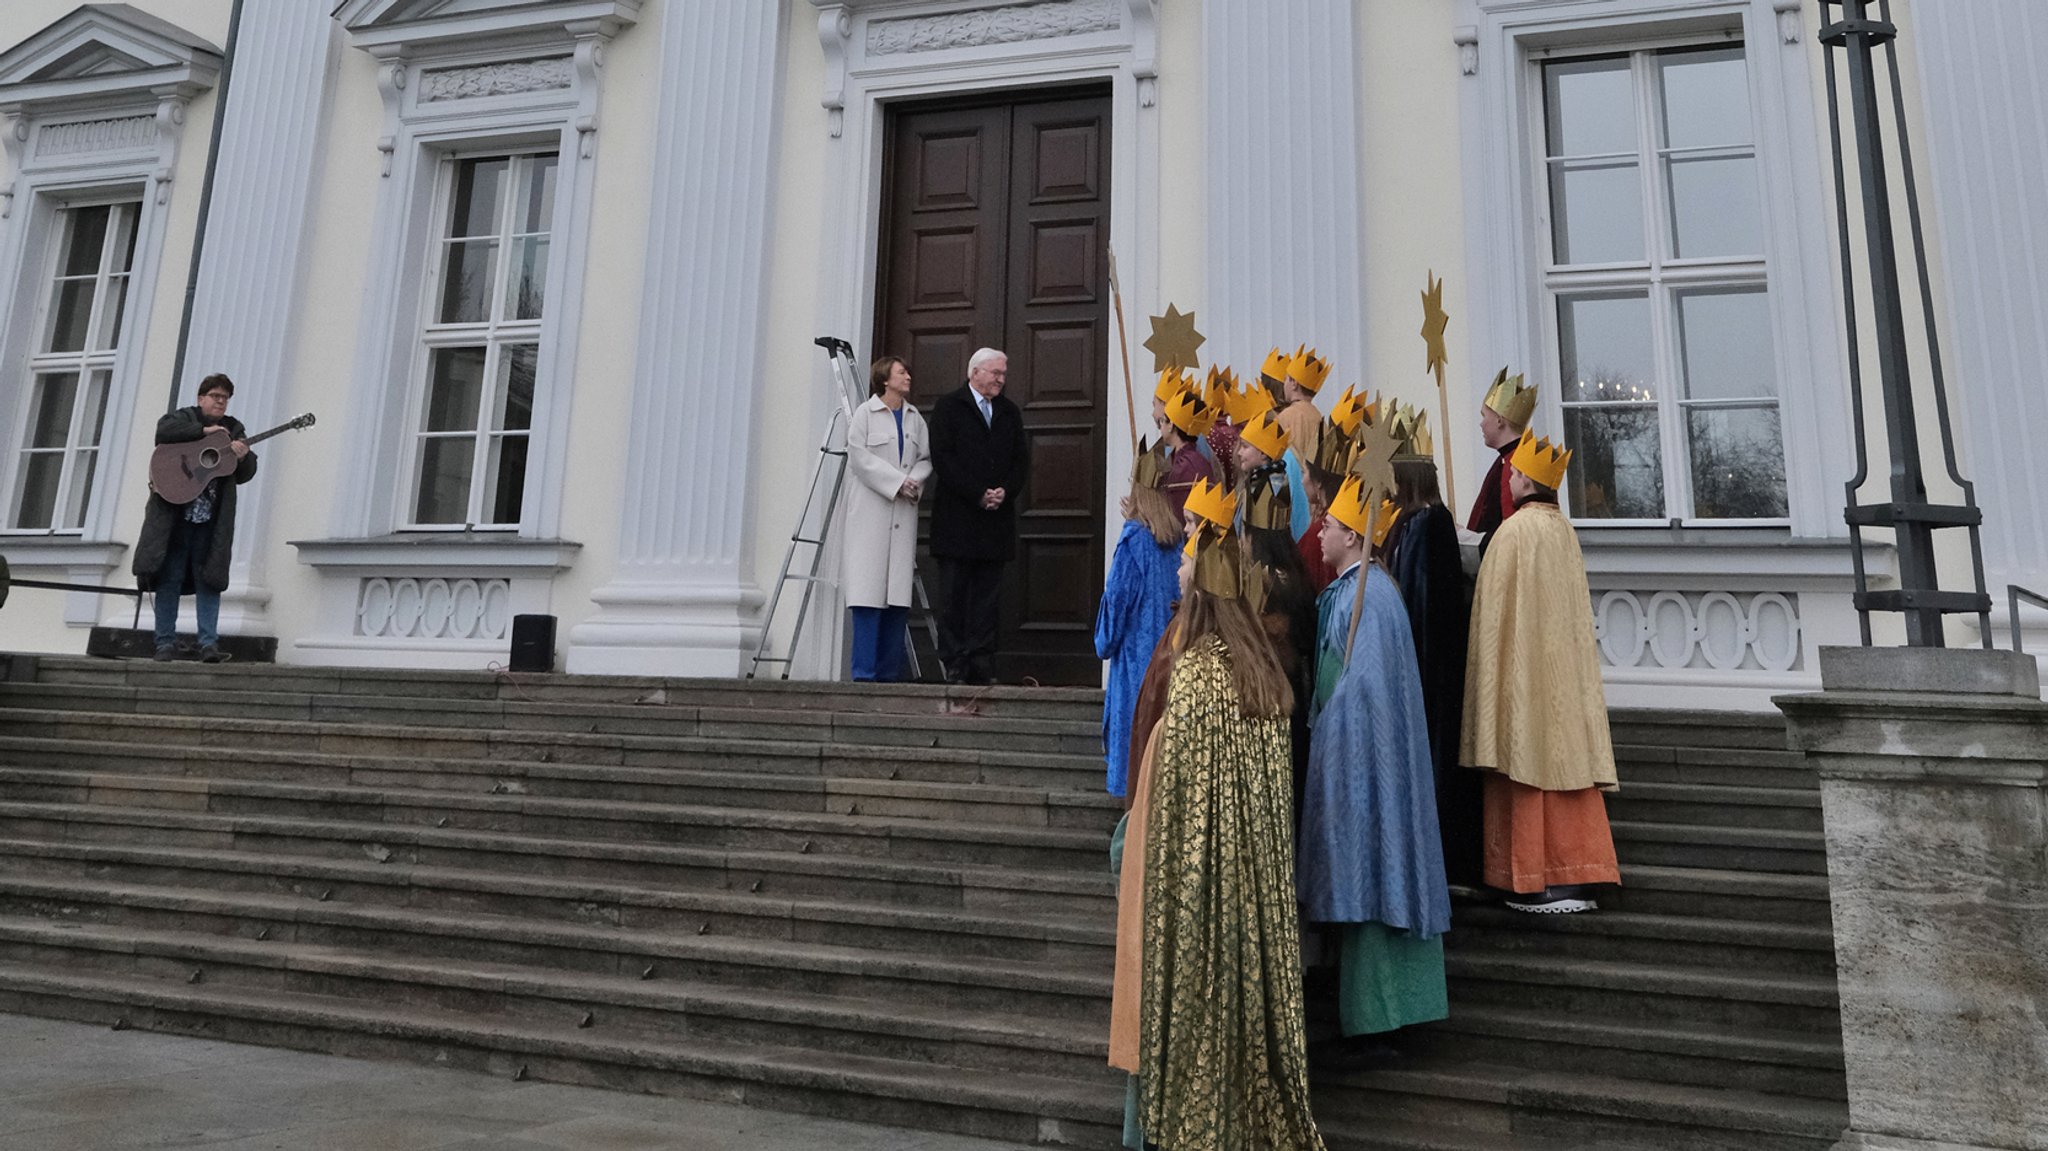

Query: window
<box><xmin>9</xmin><ymin>199</ymin><xmax>140</xmax><ymax>532</ymax></box>
<box><xmin>1541</xmin><ymin>43</ymin><xmax>1788</xmax><ymax>523</ymax></box>
<box><xmin>408</xmin><ymin>151</ymin><xmax>556</xmax><ymax>528</ymax></box>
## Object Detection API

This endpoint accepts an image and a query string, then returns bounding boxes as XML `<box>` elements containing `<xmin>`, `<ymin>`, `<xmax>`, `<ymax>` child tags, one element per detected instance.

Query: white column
<box><xmin>567</xmin><ymin>0</ymin><xmax>785</xmax><ymax>677</ymax></box>
<box><xmin>1201</xmin><ymin>0</ymin><xmax>1367</xmax><ymax>386</ymax></box>
<box><xmin>177</xmin><ymin>0</ymin><xmax>339</xmax><ymax>636</ymax></box>
<box><xmin>1913</xmin><ymin>1</ymin><xmax>2048</xmax><ymax>651</ymax></box>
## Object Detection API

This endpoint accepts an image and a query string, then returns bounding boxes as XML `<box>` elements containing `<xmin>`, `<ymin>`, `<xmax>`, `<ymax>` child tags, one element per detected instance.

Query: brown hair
<box><xmin>198</xmin><ymin>373</ymin><xmax>234</xmax><ymax>398</ymax></box>
<box><xmin>1393</xmin><ymin>457</ymin><xmax>1442</xmax><ymax>513</ymax></box>
<box><xmin>868</xmin><ymin>356</ymin><xmax>905</xmax><ymax>397</ymax></box>
<box><xmin>1169</xmin><ymin>587</ymin><xmax>1294</xmax><ymax>719</ymax></box>
<box><xmin>1125</xmin><ymin>477</ymin><xmax>1182</xmax><ymax>548</ymax></box>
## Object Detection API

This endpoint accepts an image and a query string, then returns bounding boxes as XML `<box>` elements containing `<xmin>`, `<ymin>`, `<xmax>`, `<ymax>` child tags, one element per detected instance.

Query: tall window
<box><xmin>9</xmin><ymin>199</ymin><xmax>140</xmax><ymax>532</ymax></box>
<box><xmin>409</xmin><ymin>151</ymin><xmax>556</xmax><ymax>528</ymax></box>
<box><xmin>1542</xmin><ymin>43</ymin><xmax>1787</xmax><ymax>523</ymax></box>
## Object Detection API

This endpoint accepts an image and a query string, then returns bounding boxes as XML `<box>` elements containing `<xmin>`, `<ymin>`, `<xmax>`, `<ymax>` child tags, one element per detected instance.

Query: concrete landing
<box><xmin>0</xmin><ymin>1012</ymin><xmax>1033</xmax><ymax>1151</ymax></box>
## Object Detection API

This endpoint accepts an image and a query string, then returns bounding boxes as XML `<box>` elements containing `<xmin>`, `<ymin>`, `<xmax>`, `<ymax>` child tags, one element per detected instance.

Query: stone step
<box><xmin>1613</xmin><ymin>744</ymin><xmax>1814</xmax><ymax>790</ymax></box>
<box><xmin>0</xmin><ymin>738</ymin><xmax>1122</xmax><ymax>832</ymax></box>
<box><xmin>1611</xmin><ymin>820</ymin><xmax>1828</xmax><ymax>875</ymax></box>
<box><xmin>1606</xmin><ymin>712</ymin><xmax>1790</xmax><ymax>752</ymax></box>
<box><xmin>1605</xmin><ymin>781</ymin><xmax>1823</xmax><ymax>833</ymax></box>
<box><xmin>1407</xmin><ymin>1005</ymin><xmax>1846</xmax><ymax>1101</ymax></box>
<box><xmin>1587</xmin><ymin>864</ymin><xmax>1832</xmax><ymax>926</ymax></box>
<box><xmin>1445</xmin><ymin>905</ymin><xmax>1836</xmax><ymax>977</ymax></box>
<box><xmin>0</xmin><ymin>768</ymin><xmax>1109</xmax><ymax>871</ymax></box>
<box><xmin>1445</xmin><ymin>952</ymin><xmax>1840</xmax><ymax>1036</ymax></box>
<box><xmin>0</xmin><ymin>961</ymin><xmax>1126</xmax><ymax>1148</ymax></box>
<box><xmin>0</xmin><ymin>916</ymin><xmax>1116</xmax><ymax>1083</ymax></box>
<box><xmin>0</xmin><ymin>707</ymin><xmax>1107</xmax><ymax>792</ymax></box>
<box><xmin>1312</xmin><ymin>1061</ymin><xmax>1842</xmax><ymax>1151</ymax></box>
<box><xmin>0</xmin><ymin>808</ymin><xmax>1116</xmax><ymax>917</ymax></box>
<box><xmin>0</xmin><ymin>875</ymin><xmax>1112</xmax><ymax>1022</ymax></box>
<box><xmin>0</xmin><ymin>839</ymin><xmax>1113</xmax><ymax>966</ymax></box>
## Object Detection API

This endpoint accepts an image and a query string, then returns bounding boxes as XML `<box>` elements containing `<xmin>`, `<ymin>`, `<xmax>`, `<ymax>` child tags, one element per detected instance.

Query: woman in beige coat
<box><xmin>842</xmin><ymin>356</ymin><xmax>933</xmax><ymax>681</ymax></box>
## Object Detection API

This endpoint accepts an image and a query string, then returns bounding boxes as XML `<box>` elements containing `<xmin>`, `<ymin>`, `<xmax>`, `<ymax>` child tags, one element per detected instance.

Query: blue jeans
<box><xmin>848</xmin><ymin>605</ymin><xmax>908</xmax><ymax>682</ymax></box>
<box><xmin>153</xmin><ymin>518</ymin><xmax>220</xmax><ymax>650</ymax></box>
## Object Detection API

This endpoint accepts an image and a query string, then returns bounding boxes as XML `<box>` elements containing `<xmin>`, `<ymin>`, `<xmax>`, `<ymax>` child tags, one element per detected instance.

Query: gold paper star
<box><xmin>1420</xmin><ymin>271</ymin><xmax>1450</xmax><ymax>376</ymax></box>
<box><xmin>1143</xmin><ymin>304</ymin><xmax>1204</xmax><ymax>373</ymax></box>
<box><xmin>1349</xmin><ymin>412</ymin><xmax>1401</xmax><ymax>504</ymax></box>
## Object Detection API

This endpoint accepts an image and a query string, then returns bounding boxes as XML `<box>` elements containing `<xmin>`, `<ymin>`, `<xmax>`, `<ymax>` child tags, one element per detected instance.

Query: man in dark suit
<box><xmin>926</xmin><ymin>347</ymin><xmax>1029</xmax><ymax>685</ymax></box>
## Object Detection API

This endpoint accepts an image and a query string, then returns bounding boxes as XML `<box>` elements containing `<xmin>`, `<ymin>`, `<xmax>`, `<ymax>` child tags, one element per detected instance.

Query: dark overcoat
<box><xmin>926</xmin><ymin>382</ymin><xmax>1029</xmax><ymax>562</ymax></box>
<box><xmin>131</xmin><ymin>407</ymin><xmax>258</xmax><ymax>594</ymax></box>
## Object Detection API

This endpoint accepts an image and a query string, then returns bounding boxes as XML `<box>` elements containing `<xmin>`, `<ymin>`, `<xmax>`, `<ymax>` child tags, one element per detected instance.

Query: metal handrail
<box><xmin>2011</xmin><ymin>585</ymin><xmax>2047</xmax><ymax>654</ymax></box>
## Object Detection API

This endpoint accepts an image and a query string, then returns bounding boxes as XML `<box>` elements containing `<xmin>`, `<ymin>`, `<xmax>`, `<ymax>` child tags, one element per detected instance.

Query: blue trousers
<box><xmin>848</xmin><ymin>605</ymin><xmax>909</xmax><ymax>682</ymax></box>
<box><xmin>152</xmin><ymin>517</ymin><xmax>220</xmax><ymax>650</ymax></box>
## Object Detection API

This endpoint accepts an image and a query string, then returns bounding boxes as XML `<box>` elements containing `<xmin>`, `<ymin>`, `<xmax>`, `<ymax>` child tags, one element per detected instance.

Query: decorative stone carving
<box><xmin>866</xmin><ymin>0</ymin><xmax>1120</xmax><ymax>56</ymax></box>
<box><xmin>1593</xmin><ymin>589</ymin><xmax>1802</xmax><ymax>673</ymax></box>
<box><xmin>357</xmin><ymin>577</ymin><xmax>514</xmax><ymax>640</ymax></box>
<box><xmin>35</xmin><ymin>115</ymin><xmax>154</xmax><ymax>158</ymax></box>
<box><xmin>419</xmin><ymin>58</ymin><xmax>573</xmax><ymax>103</ymax></box>
<box><xmin>1454</xmin><ymin>26</ymin><xmax>1479</xmax><ymax>76</ymax></box>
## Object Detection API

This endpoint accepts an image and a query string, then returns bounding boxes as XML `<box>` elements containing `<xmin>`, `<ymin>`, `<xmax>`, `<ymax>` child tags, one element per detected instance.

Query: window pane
<box><xmin>424</xmin><ymin>347</ymin><xmax>488</xmax><ymax>432</ymax></box>
<box><xmin>485</xmin><ymin>433</ymin><xmax>528</xmax><ymax>525</ymax></box>
<box><xmin>496</xmin><ymin>344</ymin><xmax>537</xmax><ymax>432</ymax></box>
<box><xmin>26</xmin><ymin>373</ymin><xmax>79</xmax><ymax>448</ymax></box>
<box><xmin>63</xmin><ymin>449</ymin><xmax>97</xmax><ymax>530</ymax></box>
<box><xmin>507</xmin><ymin>237</ymin><xmax>549</xmax><ymax>320</ymax></box>
<box><xmin>439</xmin><ymin>240</ymin><xmax>499</xmax><ymax>324</ymax></box>
<box><xmin>1545</xmin><ymin>57</ymin><xmax>1636</xmax><ymax>156</ymax></box>
<box><xmin>79</xmin><ymin>371</ymin><xmax>110</xmax><ymax>449</ymax></box>
<box><xmin>97</xmin><ymin>275</ymin><xmax>130</xmax><ymax>350</ymax></box>
<box><xmin>1659</xmin><ymin>46</ymin><xmax>1752</xmax><ymax>149</ymax></box>
<box><xmin>12</xmin><ymin>452</ymin><xmax>61</xmax><ymax>530</ymax></box>
<box><xmin>59</xmin><ymin>206</ymin><xmax>110</xmax><ymax>278</ymax></box>
<box><xmin>413</xmin><ymin>437</ymin><xmax>476</xmax><ymax>524</ymax></box>
<box><xmin>1565</xmin><ymin>406</ymin><xmax>1665</xmax><ymax>519</ymax></box>
<box><xmin>1678</xmin><ymin>287</ymin><xmax>1777</xmax><ymax>400</ymax></box>
<box><xmin>518</xmin><ymin>154</ymin><xmax>559</xmax><ymax>235</ymax></box>
<box><xmin>1668</xmin><ymin>153</ymin><xmax>1763</xmax><ymax>257</ymax></box>
<box><xmin>1688</xmin><ymin>405</ymin><xmax>1788</xmax><ymax>518</ymax></box>
<box><xmin>1551</xmin><ymin>160</ymin><xmax>1644</xmax><ymax>264</ymax></box>
<box><xmin>448</xmin><ymin>158</ymin><xmax>508</xmax><ymax>239</ymax></box>
<box><xmin>111</xmin><ymin>203</ymin><xmax>141</xmax><ymax>275</ymax></box>
<box><xmin>1558</xmin><ymin>293</ymin><xmax>1656</xmax><ymax>402</ymax></box>
<box><xmin>47</xmin><ymin>280</ymin><xmax>96</xmax><ymax>353</ymax></box>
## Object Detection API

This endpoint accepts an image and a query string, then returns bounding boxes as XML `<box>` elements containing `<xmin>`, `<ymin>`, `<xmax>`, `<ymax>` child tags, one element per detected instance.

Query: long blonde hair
<box><xmin>1169</xmin><ymin>586</ymin><xmax>1294</xmax><ymax>719</ymax></box>
<box><xmin>1125</xmin><ymin>477</ymin><xmax>1182</xmax><ymax>548</ymax></box>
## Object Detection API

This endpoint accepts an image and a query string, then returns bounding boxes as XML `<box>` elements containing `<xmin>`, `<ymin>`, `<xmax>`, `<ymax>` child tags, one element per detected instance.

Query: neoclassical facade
<box><xmin>0</xmin><ymin>0</ymin><xmax>2040</xmax><ymax>709</ymax></box>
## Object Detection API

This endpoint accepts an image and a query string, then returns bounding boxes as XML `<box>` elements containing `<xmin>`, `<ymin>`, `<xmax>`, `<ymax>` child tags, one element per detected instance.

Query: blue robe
<box><xmin>1300</xmin><ymin>563</ymin><xmax>1452</xmax><ymax>937</ymax></box>
<box><xmin>1094</xmin><ymin>520</ymin><xmax>1180</xmax><ymax>797</ymax></box>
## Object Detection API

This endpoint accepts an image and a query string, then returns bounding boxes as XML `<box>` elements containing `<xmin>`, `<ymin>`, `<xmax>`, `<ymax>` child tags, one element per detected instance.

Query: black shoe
<box><xmin>197</xmin><ymin>645</ymin><xmax>231</xmax><ymax>664</ymax></box>
<box><xmin>1503</xmin><ymin>886</ymin><xmax>1597</xmax><ymax>914</ymax></box>
<box><xmin>152</xmin><ymin>646</ymin><xmax>178</xmax><ymax>662</ymax></box>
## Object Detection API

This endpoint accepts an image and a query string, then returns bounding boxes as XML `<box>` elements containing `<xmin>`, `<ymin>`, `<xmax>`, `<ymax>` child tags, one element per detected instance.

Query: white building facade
<box><xmin>0</xmin><ymin>0</ymin><xmax>2040</xmax><ymax>710</ymax></box>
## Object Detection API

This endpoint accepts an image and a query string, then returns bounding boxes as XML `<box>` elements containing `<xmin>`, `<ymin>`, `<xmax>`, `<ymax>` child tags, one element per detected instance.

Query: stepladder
<box><xmin>746</xmin><ymin>337</ymin><xmax>939</xmax><ymax>680</ymax></box>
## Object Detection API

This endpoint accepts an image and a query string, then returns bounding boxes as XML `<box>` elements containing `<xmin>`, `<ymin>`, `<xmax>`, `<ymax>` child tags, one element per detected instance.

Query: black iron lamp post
<box><xmin>1818</xmin><ymin>0</ymin><xmax>1992</xmax><ymax>647</ymax></box>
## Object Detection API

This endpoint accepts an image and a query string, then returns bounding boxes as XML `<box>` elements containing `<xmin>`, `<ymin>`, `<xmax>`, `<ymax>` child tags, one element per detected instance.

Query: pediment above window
<box><xmin>333</xmin><ymin>0</ymin><xmax>642</xmax><ymax>55</ymax></box>
<box><xmin>0</xmin><ymin>4</ymin><xmax>221</xmax><ymax>111</ymax></box>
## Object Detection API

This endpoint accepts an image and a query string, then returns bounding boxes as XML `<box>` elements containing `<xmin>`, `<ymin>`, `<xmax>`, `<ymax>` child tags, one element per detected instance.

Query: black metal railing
<box><xmin>2011</xmin><ymin>585</ymin><xmax>2047</xmax><ymax>655</ymax></box>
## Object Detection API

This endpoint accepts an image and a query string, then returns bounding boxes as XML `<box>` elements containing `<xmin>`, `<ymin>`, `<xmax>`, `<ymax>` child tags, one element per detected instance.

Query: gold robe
<box><xmin>1459</xmin><ymin>502</ymin><xmax>1619</xmax><ymax>793</ymax></box>
<box><xmin>1136</xmin><ymin>636</ymin><xmax>1324</xmax><ymax>1151</ymax></box>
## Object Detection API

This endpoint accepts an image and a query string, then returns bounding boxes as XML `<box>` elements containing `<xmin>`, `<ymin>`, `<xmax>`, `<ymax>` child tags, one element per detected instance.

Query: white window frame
<box><xmin>1456</xmin><ymin>0</ymin><xmax>1852</xmax><ymax>539</ymax></box>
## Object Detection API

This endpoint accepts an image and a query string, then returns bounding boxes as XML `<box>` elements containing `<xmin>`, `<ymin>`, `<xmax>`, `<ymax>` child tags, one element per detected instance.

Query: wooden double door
<box><xmin>875</xmin><ymin>86</ymin><xmax>1112</xmax><ymax>687</ymax></box>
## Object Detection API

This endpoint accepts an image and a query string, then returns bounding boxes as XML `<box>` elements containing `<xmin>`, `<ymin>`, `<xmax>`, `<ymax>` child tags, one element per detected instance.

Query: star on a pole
<box><xmin>1420</xmin><ymin>271</ymin><xmax>1450</xmax><ymax>376</ymax></box>
<box><xmin>1143</xmin><ymin>303</ymin><xmax>1204</xmax><ymax>374</ymax></box>
<box><xmin>1349</xmin><ymin>412</ymin><xmax>1401</xmax><ymax>504</ymax></box>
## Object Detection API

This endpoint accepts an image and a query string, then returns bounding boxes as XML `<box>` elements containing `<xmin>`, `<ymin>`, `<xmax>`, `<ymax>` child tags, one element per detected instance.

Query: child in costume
<box><xmin>1095</xmin><ymin>438</ymin><xmax>1184</xmax><ymax>799</ymax></box>
<box><xmin>1154</xmin><ymin>376</ymin><xmax>1216</xmax><ymax>521</ymax></box>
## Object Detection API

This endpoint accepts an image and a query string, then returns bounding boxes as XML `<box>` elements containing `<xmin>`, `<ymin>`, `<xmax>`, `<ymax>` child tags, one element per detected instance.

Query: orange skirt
<box><xmin>1482</xmin><ymin>774</ymin><xmax>1621</xmax><ymax>894</ymax></box>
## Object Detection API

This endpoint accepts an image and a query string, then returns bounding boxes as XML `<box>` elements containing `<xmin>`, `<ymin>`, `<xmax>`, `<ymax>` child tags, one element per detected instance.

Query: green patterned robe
<box><xmin>1138</xmin><ymin>636</ymin><xmax>1325</xmax><ymax>1151</ymax></box>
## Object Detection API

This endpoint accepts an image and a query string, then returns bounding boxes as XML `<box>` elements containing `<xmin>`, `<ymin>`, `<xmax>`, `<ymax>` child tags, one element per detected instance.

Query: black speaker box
<box><xmin>509</xmin><ymin>614</ymin><xmax>557</xmax><ymax>673</ymax></box>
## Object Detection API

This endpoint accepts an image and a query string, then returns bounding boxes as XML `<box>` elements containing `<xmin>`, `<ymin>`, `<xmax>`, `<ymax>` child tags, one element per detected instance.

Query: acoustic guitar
<box><xmin>149</xmin><ymin>412</ymin><xmax>315</xmax><ymax>505</ymax></box>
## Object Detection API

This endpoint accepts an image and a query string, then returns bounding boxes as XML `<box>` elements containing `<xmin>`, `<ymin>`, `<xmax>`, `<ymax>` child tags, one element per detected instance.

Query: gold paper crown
<box><xmin>1184</xmin><ymin>475</ymin><xmax>1237</xmax><ymax>532</ymax></box>
<box><xmin>1155</xmin><ymin>367</ymin><xmax>1195</xmax><ymax>404</ymax></box>
<box><xmin>1390</xmin><ymin>402</ymin><xmax>1434</xmax><ymax>461</ymax></box>
<box><xmin>1509</xmin><ymin>427</ymin><xmax>1572</xmax><ymax>490</ymax></box>
<box><xmin>1311</xmin><ymin>414</ymin><xmax>1358</xmax><ymax>477</ymax></box>
<box><xmin>1329</xmin><ymin>476</ymin><xmax>1402</xmax><ymax>548</ymax></box>
<box><xmin>1131</xmin><ymin>436</ymin><xmax>1168</xmax><ymax>490</ymax></box>
<box><xmin>1182</xmin><ymin>521</ymin><xmax>1265</xmax><ymax>604</ymax></box>
<box><xmin>1228</xmin><ymin>379</ymin><xmax>1276</xmax><ymax>426</ymax></box>
<box><xmin>1202</xmin><ymin>365</ymin><xmax>1241</xmax><ymax>413</ymax></box>
<box><xmin>1239</xmin><ymin>410</ymin><xmax>1290</xmax><ymax>461</ymax></box>
<box><xmin>1260</xmin><ymin>347</ymin><xmax>1293</xmax><ymax>383</ymax></box>
<box><xmin>1288</xmin><ymin>347</ymin><xmax>1332</xmax><ymax>393</ymax></box>
<box><xmin>1328</xmin><ymin>386</ymin><xmax>1369</xmax><ymax>439</ymax></box>
<box><xmin>1482</xmin><ymin>367</ymin><xmax>1538</xmax><ymax>427</ymax></box>
<box><xmin>1164</xmin><ymin>387</ymin><xmax>1218</xmax><ymax>438</ymax></box>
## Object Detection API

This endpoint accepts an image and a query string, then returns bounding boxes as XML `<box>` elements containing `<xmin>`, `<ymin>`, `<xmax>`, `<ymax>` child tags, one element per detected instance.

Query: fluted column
<box><xmin>1201</xmin><ymin>0</ymin><xmax>1367</xmax><ymax>384</ymax></box>
<box><xmin>566</xmin><ymin>0</ymin><xmax>785</xmax><ymax>676</ymax></box>
<box><xmin>178</xmin><ymin>0</ymin><xmax>339</xmax><ymax>636</ymax></box>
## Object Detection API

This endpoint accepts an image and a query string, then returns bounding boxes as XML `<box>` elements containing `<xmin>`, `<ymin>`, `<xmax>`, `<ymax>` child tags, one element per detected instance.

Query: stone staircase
<box><xmin>0</xmin><ymin>655</ymin><xmax>1847</xmax><ymax>1149</ymax></box>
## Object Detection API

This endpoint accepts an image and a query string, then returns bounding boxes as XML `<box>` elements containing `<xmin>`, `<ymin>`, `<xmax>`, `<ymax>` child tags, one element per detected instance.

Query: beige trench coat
<box><xmin>841</xmin><ymin>395</ymin><xmax>932</xmax><ymax>609</ymax></box>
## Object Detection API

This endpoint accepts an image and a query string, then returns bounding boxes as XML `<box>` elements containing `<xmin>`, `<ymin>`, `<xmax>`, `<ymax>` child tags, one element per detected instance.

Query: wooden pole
<box><xmin>1435</xmin><ymin>360</ymin><xmax>1458</xmax><ymax>514</ymax></box>
<box><xmin>1108</xmin><ymin>249</ymin><xmax>1138</xmax><ymax>455</ymax></box>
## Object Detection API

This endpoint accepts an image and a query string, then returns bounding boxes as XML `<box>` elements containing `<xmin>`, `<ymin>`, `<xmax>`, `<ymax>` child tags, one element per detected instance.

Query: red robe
<box><xmin>1465</xmin><ymin>440</ymin><xmax>1520</xmax><ymax>539</ymax></box>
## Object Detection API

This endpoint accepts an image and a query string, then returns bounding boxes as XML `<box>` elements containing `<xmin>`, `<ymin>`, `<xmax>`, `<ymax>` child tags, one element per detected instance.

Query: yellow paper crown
<box><xmin>1131</xmin><ymin>436</ymin><xmax>1168</xmax><ymax>490</ymax></box>
<box><xmin>1239</xmin><ymin>410</ymin><xmax>1290</xmax><ymax>462</ymax></box>
<box><xmin>1509</xmin><ymin>427</ymin><xmax>1572</xmax><ymax>490</ymax></box>
<box><xmin>1329</xmin><ymin>386</ymin><xmax>1369</xmax><ymax>439</ymax></box>
<box><xmin>1288</xmin><ymin>347</ymin><xmax>1332</xmax><ymax>393</ymax></box>
<box><xmin>1260</xmin><ymin>347</ymin><xmax>1293</xmax><ymax>384</ymax></box>
<box><xmin>1184</xmin><ymin>475</ymin><xmax>1237</xmax><ymax>532</ymax></box>
<box><xmin>1203</xmin><ymin>365</ymin><xmax>1241</xmax><ymax>412</ymax></box>
<box><xmin>1482</xmin><ymin>367</ymin><xmax>1538</xmax><ymax>427</ymax></box>
<box><xmin>1164</xmin><ymin>387</ymin><xmax>1218</xmax><ymax>438</ymax></box>
<box><xmin>1328</xmin><ymin>476</ymin><xmax>1402</xmax><ymax>548</ymax></box>
<box><xmin>1228</xmin><ymin>379</ymin><xmax>1276</xmax><ymax>426</ymax></box>
<box><xmin>1155</xmin><ymin>367</ymin><xmax>1195</xmax><ymax>404</ymax></box>
<box><xmin>1390</xmin><ymin>402</ymin><xmax>1434</xmax><ymax>461</ymax></box>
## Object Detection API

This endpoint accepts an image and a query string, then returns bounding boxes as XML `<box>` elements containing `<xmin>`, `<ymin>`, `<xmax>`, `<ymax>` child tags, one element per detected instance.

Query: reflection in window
<box><xmin>1540</xmin><ymin>43</ymin><xmax>1786</xmax><ymax>522</ymax></box>
<box><xmin>410</xmin><ymin>152</ymin><xmax>556</xmax><ymax>528</ymax></box>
